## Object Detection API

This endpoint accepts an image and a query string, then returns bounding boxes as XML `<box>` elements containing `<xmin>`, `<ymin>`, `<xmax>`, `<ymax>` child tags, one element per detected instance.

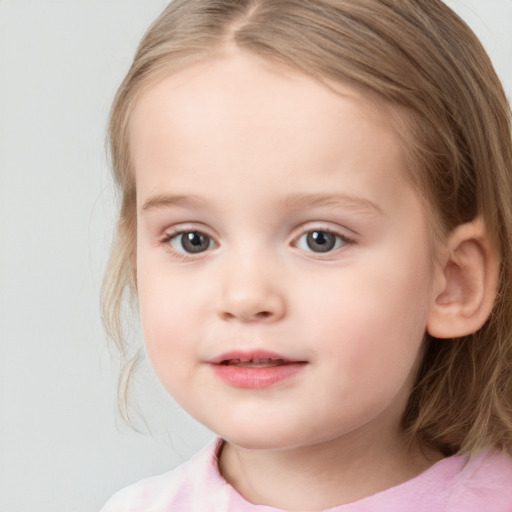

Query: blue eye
<box><xmin>295</xmin><ymin>230</ymin><xmax>347</xmax><ymax>253</ymax></box>
<box><xmin>169</xmin><ymin>231</ymin><xmax>214</xmax><ymax>254</ymax></box>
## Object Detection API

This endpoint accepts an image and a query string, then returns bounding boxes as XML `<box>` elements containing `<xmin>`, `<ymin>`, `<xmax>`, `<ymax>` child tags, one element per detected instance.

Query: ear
<box><xmin>426</xmin><ymin>219</ymin><xmax>498</xmax><ymax>339</ymax></box>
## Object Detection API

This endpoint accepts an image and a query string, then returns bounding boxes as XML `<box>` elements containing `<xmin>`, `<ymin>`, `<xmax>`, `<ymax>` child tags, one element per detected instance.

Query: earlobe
<box><xmin>426</xmin><ymin>220</ymin><xmax>498</xmax><ymax>339</ymax></box>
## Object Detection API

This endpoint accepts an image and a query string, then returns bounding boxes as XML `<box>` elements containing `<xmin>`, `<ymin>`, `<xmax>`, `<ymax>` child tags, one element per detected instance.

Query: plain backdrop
<box><xmin>0</xmin><ymin>1</ymin><xmax>510</xmax><ymax>511</ymax></box>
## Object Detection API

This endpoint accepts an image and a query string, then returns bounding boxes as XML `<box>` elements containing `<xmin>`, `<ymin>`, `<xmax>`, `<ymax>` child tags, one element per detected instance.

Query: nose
<box><xmin>216</xmin><ymin>254</ymin><xmax>286</xmax><ymax>323</ymax></box>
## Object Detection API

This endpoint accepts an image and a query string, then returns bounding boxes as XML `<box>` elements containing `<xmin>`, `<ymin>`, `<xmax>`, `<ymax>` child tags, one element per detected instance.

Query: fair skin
<box><xmin>131</xmin><ymin>51</ymin><xmax>448</xmax><ymax>510</ymax></box>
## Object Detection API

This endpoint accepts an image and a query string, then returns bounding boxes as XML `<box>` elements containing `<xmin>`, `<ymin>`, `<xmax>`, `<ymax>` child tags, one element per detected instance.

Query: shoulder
<box><xmin>99</xmin><ymin>438</ymin><xmax>226</xmax><ymax>512</ymax></box>
<box><xmin>352</xmin><ymin>449</ymin><xmax>512</xmax><ymax>512</ymax></box>
<box><xmin>444</xmin><ymin>449</ymin><xmax>512</xmax><ymax>511</ymax></box>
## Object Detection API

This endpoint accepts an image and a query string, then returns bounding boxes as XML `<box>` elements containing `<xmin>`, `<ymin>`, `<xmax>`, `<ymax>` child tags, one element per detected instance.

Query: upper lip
<box><xmin>207</xmin><ymin>350</ymin><xmax>306</xmax><ymax>365</ymax></box>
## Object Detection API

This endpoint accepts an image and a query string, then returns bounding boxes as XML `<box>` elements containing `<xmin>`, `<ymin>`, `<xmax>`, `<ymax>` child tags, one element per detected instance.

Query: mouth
<box><xmin>219</xmin><ymin>357</ymin><xmax>297</xmax><ymax>368</ymax></box>
<box><xmin>208</xmin><ymin>351</ymin><xmax>307</xmax><ymax>389</ymax></box>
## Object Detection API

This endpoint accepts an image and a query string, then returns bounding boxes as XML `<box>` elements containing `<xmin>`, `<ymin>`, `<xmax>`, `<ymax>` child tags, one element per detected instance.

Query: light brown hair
<box><xmin>103</xmin><ymin>0</ymin><xmax>512</xmax><ymax>455</ymax></box>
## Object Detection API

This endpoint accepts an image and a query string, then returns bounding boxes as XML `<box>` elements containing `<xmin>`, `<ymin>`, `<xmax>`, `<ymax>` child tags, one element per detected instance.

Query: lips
<box><xmin>220</xmin><ymin>357</ymin><xmax>292</xmax><ymax>368</ymax></box>
<box><xmin>208</xmin><ymin>351</ymin><xmax>307</xmax><ymax>388</ymax></box>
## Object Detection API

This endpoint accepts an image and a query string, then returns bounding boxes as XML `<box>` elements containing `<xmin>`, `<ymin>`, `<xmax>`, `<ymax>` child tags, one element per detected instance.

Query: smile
<box><xmin>209</xmin><ymin>351</ymin><xmax>307</xmax><ymax>389</ymax></box>
<box><xmin>220</xmin><ymin>357</ymin><xmax>292</xmax><ymax>368</ymax></box>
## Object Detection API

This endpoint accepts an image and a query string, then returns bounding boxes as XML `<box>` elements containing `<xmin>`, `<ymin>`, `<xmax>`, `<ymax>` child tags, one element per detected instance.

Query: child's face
<box><xmin>131</xmin><ymin>52</ymin><xmax>441</xmax><ymax>452</ymax></box>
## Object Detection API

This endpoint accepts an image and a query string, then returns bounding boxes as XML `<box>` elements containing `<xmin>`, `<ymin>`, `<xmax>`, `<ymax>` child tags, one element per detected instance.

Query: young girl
<box><xmin>100</xmin><ymin>0</ymin><xmax>512</xmax><ymax>510</ymax></box>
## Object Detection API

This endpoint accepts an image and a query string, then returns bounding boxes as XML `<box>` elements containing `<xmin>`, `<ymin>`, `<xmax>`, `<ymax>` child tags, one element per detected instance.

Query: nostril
<box><xmin>216</xmin><ymin>290</ymin><xmax>286</xmax><ymax>323</ymax></box>
<box><xmin>218</xmin><ymin>309</ymin><xmax>274</xmax><ymax>322</ymax></box>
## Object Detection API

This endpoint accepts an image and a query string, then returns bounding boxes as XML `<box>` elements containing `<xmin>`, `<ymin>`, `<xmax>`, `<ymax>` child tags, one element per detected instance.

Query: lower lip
<box><xmin>211</xmin><ymin>363</ymin><xmax>306</xmax><ymax>389</ymax></box>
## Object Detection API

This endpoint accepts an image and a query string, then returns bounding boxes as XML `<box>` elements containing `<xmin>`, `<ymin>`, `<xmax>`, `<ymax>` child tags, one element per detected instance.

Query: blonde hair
<box><xmin>103</xmin><ymin>0</ymin><xmax>512</xmax><ymax>455</ymax></box>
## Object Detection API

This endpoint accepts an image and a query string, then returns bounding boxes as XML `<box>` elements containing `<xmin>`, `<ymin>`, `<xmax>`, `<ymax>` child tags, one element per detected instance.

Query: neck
<box><xmin>219</xmin><ymin>428</ymin><xmax>441</xmax><ymax>511</ymax></box>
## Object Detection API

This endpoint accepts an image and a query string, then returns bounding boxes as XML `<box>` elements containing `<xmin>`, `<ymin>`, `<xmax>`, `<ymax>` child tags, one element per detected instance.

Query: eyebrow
<box><xmin>141</xmin><ymin>194</ymin><xmax>207</xmax><ymax>212</ymax></box>
<box><xmin>284</xmin><ymin>193</ymin><xmax>383</xmax><ymax>215</ymax></box>
<box><xmin>141</xmin><ymin>192</ymin><xmax>382</xmax><ymax>215</ymax></box>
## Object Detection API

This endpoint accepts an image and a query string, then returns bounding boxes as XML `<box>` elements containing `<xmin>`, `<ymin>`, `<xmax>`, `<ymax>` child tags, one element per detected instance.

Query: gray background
<box><xmin>0</xmin><ymin>1</ymin><xmax>510</xmax><ymax>511</ymax></box>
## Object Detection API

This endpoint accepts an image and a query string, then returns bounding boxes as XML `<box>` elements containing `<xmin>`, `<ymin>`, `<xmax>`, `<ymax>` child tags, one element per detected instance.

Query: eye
<box><xmin>295</xmin><ymin>230</ymin><xmax>348</xmax><ymax>253</ymax></box>
<box><xmin>168</xmin><ymin>231</ymin><xmax>215</xmax><ymax>254</ymax></box>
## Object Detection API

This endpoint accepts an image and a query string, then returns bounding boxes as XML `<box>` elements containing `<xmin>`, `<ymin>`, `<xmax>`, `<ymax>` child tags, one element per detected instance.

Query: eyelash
<box><xmin>158</xmin><ymin>226</ymin><xmax>355</xmax><ymax>260</ymax></box>
<box><xmin>159</xmin><ymin>229</ymin><xmax>218</xmax><ymax>260</ymax></box>
<box><xmin>294</xmin><ymin>228</ymin><xmax>354</xmax><ymax>256</ymax></box>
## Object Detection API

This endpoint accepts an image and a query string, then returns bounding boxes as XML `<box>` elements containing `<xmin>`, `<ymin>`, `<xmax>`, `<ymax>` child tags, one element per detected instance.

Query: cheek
<box><xmin>136</xmin><ymin>265</ymin><xmax>193</xmax><ymax>378</ymax></box>
<box><xmin>302</xmin><ymin>248</ymin><xmax>432</xmax><ymax>378</ymax></box>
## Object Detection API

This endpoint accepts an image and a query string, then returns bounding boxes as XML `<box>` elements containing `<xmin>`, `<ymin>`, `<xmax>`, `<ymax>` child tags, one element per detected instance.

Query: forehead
<box><xmin>129</xmin><ymin>51</ymin><xmax>413</xmax><ymax>212</ymax></box>
<box><xmin>130</xmin><ymin>51</ymin><xmax>399</xmax><ymax>154</ymax></box>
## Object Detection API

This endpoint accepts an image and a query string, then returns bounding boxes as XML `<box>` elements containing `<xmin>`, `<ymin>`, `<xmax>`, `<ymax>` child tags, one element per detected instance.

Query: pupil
<box><xmin>183</xmin><ymin>232</ymin><xmax>209</xmax><ymax>253</ymax></box>
<box><xmin>307</xmin><ymin>231</ymin><xmax>335</xmax><ymax>253</ymax></box>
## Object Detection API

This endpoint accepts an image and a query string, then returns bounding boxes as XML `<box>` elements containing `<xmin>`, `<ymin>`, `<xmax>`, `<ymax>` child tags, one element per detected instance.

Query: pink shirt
<box><xmin>101</xmin><ymin>439</ymin><xmax>512</xmax><ymax>511</ymax></box>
